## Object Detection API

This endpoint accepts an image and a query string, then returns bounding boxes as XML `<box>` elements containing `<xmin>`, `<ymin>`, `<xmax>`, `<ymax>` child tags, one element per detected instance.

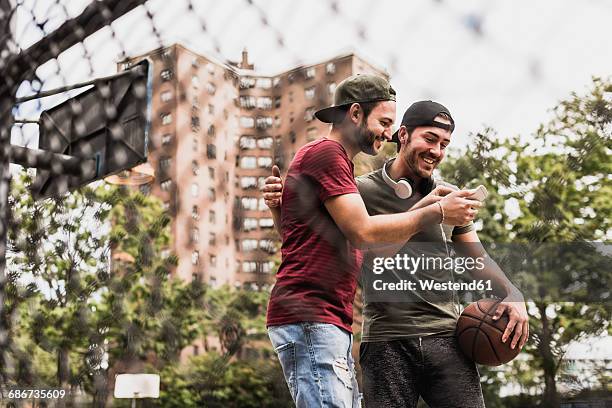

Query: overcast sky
<box><xmin>13</xmin><ymin>0</ymin><xmax>612</xmax><ymax>149</ymax></box>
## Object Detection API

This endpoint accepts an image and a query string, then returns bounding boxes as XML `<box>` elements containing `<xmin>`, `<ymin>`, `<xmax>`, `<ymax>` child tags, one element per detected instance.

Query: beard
<box><xmin>356</xmin><ymin>120</ymin><xmax>379</xmax><ymax>156</ymax></box>
<box><xmin>403</xmin><ymin>135</ymin><xmax>437</xmax><ymax>179</ymax></box>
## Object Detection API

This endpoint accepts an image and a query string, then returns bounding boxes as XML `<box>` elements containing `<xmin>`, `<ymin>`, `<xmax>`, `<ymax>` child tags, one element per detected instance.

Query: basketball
<box><xmin>456</xmin><ymin>298</ymin><xmax>521</xmax><ymax>366</ymax></box>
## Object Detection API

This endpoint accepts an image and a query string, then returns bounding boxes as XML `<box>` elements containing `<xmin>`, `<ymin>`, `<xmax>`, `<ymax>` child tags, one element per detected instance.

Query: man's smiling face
<box><xmin>399</xmin><ymin>114</ymin><xmax>452</xmax><ymax>180</ymax></box>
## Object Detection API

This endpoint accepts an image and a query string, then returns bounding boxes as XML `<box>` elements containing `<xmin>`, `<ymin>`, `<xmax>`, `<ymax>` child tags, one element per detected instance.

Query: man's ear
<box><xmin>348</xmin><ymin>103</ymin><xmax>362</xmax><ymax>125</ymax></box>
<box><xmin>398</xmin><ymin>126</ymin><xmax>407</xmax><ymax>146</ymax></box>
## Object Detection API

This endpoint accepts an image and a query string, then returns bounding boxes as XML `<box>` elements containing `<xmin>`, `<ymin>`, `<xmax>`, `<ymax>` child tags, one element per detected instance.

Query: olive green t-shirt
<box><xmin>356</xmin><ymin>168</ymin><xmax>473</xmax><ymax>342</ymax></box>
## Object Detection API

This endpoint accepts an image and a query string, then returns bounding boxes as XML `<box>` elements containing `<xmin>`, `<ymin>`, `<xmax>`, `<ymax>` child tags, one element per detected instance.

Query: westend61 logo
<box><xmin>372</xmin><ymin>254</ymin><xmax>486</xmax><ymax>275</ymax></box>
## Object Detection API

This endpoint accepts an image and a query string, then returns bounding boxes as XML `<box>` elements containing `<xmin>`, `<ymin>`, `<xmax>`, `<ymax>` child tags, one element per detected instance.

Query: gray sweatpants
<box><xmin>359</xmin><ymin>336</ymin><xmax>485</xmax><ymax>408</ymax></box>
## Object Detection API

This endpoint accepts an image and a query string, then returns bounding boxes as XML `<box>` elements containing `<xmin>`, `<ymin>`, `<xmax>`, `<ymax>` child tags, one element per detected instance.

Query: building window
<box><xmin>241</xmin><ymin>197</ymin><xmax>258</xmax><ymax>211</ymax></box>
<box><xmin>259</xmin><ymin>239</ymin><xmax>276</xmax><ymax>253</ymax></box>
<box><xmin>209</xmin><ymin>232</ymin><xmax>216</xmax><ymax>246</ymax></box>
<box><xmin>192</xmin><ymin>205</ymin><xmax>199</xmax><ymax>220</ymax></box>
<box><xmin>191</xmin><ymin>251</ymin><xmax>199</xmax><ymax>265</ymax></box>
<box><xmin>240</xmin><ymin>96</ymin><xmax>256</xmax><ymax>109</ymax></box>
<box><xmin>207</xmin><ymin>144</ymin><xmax>217</xmax><ymax>159</ymax></box>
<box><xmin>304</xmin><ymin>107</ymin><xmax>315</xmax><ymax>122</ymax></box>
<box><xmin>257</xmin><ymin>137</ymin><xmax>273</xmax><ymax>149</ymax></box>
<box><xmin>208</xmin><ymin>187</ymin><xmax>216</xmax><ymax>201</ymax></box>
<box><xmin>208</xmin><ymin>167</ymin><xmax>215</xmax><ymax>180</ymax></box>
<box><xmin>191</xmin><ymin>115</ymin><xmax>200</xmax><ymax>131</ymax></box>
<box><xmin>242</xmin><ymin>261</ymin><xmax>257</xmax><ymax>273</ymax></box>
<box><xmin>261</xmin><ymin>261</ymin><xmax>275</xmax><ymax>274</ymax></box>
<box><xmin>242</xmin><ymin>239</ymin><xmax>258</xmax><ymax>251</ymax></box>
<box><xmin>305</xmin><ymin>86</ymin><xmax>316</xmax><ymax>100</ymax></box>
<box><xmin>241</xmin><ymin>136</ymin><xmax>259</xmax><ymax>150</ymax></box>
<box><xmin>241</xmin><ymin>176</ymin><xmax>258</xmax><ymax>189</ymax></box>
<box><xmin>161</xmin><ymin>113</ymin><xmax>172</xmax><ymax>125</ymax></box>
<box><xmin>206</xmin><ymin>82</ymin><xmax>216</xmax><ymax>95</ymax></box>
<box><xmin>258</xmin><ymin>176</ymin><xmax>267</xmax><ymax>189</ymax></box>
<box><xmin>160</xmin><ymin>69</ymin><xmax>173</xmax><ymax>81</ymax></box>
<box><xmin>240</xmin><ymin>136</ymin><xmax>256</xmax><ymax>149</ymax></box>
<box><xmin>305</xmin><ymin>67</ymin><xmax>316</xmax><ymax>79</ymax></box>
<box><xmin>160</xmin><ymin>179</ymin><xmax>172</xmax><ymax>191</ymax></box>
<box><xmin>327</xmin><ymin>82</ymin><xmax>337</xmax><ymax>95</ymax></box>
<box><xmin>208</xmin><ymin>104</ymin><xmax>215</xmax><ymax>114</ymax></box>
<box><xmin>160</xmin><ymin>156</ymin><xmax>172</xmax><ymax>169</ymax></box>
<box><xmin>191</xmin><ymin>183</ymin><xmax>199</xmax><ymax>197</ymax></box>
<box><xmin>192</xmin><ymin>95</ymin><xmax>200</xmax><ymax>108</ymax></box>
<box><xmin>257</xmin><ymin>97</ymin><xmax>272</xmax><ymax>110</ymax></box>
<box><xmin>258</xmin><ymin>197</ymin><xmax>267</xmax><ymax>211</ymax></box>
<box><xmin>259</xmin><ymin>218</ymin><xmax>274</xmax><ymax>228</ymax></box>
<box><xmin>161</xmin><ymin>90</ymin><xmax>172</xmax><ymax>102</ymax></box>
<box><xmin>239</xmin><ymin>77</ymin><xmax>256</xmax><ymax>89</ymax></box>
<box><xmin>206</xmin><ymin>63</ymin><xmax>215</xmax><ymax>74</ymax></box>
<box><xmin>209</xmin><ymin>210</ymin><xmax>216</xmax><ymax>224</ymax></box>
<box><xmin>257</xmin><ymin>156</ymin><xmax>273</xmax><ymax>168</ymax></box>
<box><xmin>256</xmin><ymin>116</ymin><xmax>273</xmax><ymax>129</ymax></box>
<box><xmin>274</xmin><ymin>116</ymin><xmax>281</xmax><ymax>128</ymax></box>
<box><xmin>243</xmin><ymin>218</ymin><xmax>258</xmax><ymax>231</ymax></box>
<box><xmin>192</xmin><ymin>160</ymin><xmax>199</xmax><ymax>176</ymax></box>
<box><xmin>290</xmin><ymin>131</ymin><xmax>297</xmax><ymax>144</ymax></box>
<box><xmin>256</xmin><ymin>78</ymin><xmax>272</xmax><ymax>89</ymax></box>
<box><xmin>274</xmin><ymin>96</ymin><xmax>281</xmax><ymax>108</ymax></box>
<box><xmin>273</xmin><ymin>77</ymin><xmax>281</xmax><ymax>87</ymax></box>
<box><xmin>192</xmin><ymin>137</ymin><xmax>198</xmax><ymax>152</ymax></box>
<box><xmin>326</xmin><ymin>62</ymin><xmax>336</xmax><ymax>74</ymax></box>
<box><xmin>191</xmin><ymin>75</ymin><xmax>200</xmax><ymax>88</ymax></box>
<box><xmin>161</xmin><ymin>133</ymin><xmax>172</xmax><ymax>146</ymax></box>
<box><xmin>208</xmin><ymin>125</ymin><xmax>216</xmax><ymax>137</ymax></box>
<box><xmin>190</xmin><ymin>227</ymin><xmax>199</xmax><ymax>243</ymax></box>
<box><xmin>240</xmin><ymin>116</ymin><xmax>255</xmax><ymax>128</ymax></box>
<box><xmin>240</xmin><ymin>156</ymin><xmax>257</xmax><ymax>169</ymax></box>
<box><xmin>209</xmin><ymin>254</ymin><xmax>217</xmax><ymax>267</ymax></box>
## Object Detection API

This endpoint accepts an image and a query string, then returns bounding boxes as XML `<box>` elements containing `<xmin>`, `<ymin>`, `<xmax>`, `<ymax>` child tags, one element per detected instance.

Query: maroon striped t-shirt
<box><xmin>266</xmin><ymin>138</ymin><xmax>362</xmax><ymax>332</ymax></box>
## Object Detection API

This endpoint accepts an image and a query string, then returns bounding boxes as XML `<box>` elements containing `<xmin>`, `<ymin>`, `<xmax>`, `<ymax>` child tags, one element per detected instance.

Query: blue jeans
<box><xmin>268</xmin><ymin>322</ymin><xmax>360</xmax><ymax>407</ymax></box>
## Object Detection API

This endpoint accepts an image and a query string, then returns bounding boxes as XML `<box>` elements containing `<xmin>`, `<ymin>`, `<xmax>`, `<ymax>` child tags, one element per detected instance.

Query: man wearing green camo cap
<box><xmin>263</xmin><ymin>75</ymin><xmax>479</xmax><ymax>407</ymax></box>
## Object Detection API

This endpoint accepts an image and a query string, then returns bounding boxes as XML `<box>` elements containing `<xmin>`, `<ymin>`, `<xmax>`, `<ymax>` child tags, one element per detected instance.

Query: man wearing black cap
<box><xmin>356</xmin><ymin>101</ymin><xmax>529</xmax><ymax>407</ymax></box>
<box><xmin>264</xmin><ymin>78</ymin><xmax>480</xmax><ymax>407</ymax></box>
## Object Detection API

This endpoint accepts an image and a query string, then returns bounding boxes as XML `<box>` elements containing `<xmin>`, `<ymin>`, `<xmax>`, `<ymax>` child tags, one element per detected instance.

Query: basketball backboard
<box><xmin>31</xmin><ymin>59</ymin><xmax>152</xmax><ymax>200</ymax></box>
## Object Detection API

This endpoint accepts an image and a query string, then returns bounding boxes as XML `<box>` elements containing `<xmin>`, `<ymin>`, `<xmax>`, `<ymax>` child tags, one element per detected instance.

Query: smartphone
<box><xmin>469</xmin><ymin>185</ymin><xmax>488</xmax><ymax>201</ymax></box>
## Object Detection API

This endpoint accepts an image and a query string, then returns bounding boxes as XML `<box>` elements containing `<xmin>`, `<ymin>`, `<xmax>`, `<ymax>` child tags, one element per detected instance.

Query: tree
<box><xmin>7</xmin><ymin>174</ymin><xmax>112</xmax><ymax>406</ymax></box>
<box><xmin>439</xmin><ymin>77</ymin><xmax>612</xmax><ymax>406</ymax></box>
<box><xmin>156</xmin><ymin>352</ymin><xmax>291</xmax><ymax>408</ymax></box>
<box><xmin>7</xmin><ymin>176</ymin><xmax>210</xmax><ymax>407</ymax></box>
<box><xmin>90</xmin><ymin>185</ymin><xmax>207</xmax><ymax>406</ymax></box>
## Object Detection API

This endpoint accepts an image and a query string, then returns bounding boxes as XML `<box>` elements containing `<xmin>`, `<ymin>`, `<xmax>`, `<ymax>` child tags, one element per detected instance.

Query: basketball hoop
<box><xmin>105</xmin><ymin>162</ymin><xmax>155</xmax><ymax>186</ymax></box>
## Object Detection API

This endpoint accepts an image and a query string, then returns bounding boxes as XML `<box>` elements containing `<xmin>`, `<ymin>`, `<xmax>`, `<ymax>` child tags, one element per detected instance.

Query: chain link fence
<box><xmin>1</xmin><ymin>1</ymin><xmax>611</xmax><ymax>406</ymax></box>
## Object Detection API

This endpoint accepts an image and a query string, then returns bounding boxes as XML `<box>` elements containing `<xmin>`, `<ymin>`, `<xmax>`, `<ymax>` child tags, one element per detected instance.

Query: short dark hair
<box><xmin>331</xmin><ymin>101</ymin><xmax>381</xmax><ymax>124</ymax></box>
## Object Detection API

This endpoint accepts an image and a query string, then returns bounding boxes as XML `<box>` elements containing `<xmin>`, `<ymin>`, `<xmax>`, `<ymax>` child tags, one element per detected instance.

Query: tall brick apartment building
<box><xmin>120</xmin><ymin>44</ymin><xmax>388</xmax><ymax>290</ymax></box>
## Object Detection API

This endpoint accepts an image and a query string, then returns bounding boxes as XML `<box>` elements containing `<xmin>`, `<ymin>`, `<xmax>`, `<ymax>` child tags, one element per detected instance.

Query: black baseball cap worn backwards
<box><xmin>391</xmin><ymin>100</ymin><xmax>455</xmax><ymax>145</ymax></box>
<box><xmin>315</xmin><ymin>74</ymin><xmax>396</xmax><ymax>123</ymax></box>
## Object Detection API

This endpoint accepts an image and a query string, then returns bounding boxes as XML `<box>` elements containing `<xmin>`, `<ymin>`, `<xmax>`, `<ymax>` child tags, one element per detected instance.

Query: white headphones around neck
<box><xmin>381</xmin><ymin>159</ymin><xmax>413</xmax><ymax>199</ymax></box>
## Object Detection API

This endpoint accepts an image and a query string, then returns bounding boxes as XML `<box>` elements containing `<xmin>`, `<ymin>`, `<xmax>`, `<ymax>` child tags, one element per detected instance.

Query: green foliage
<box><xmin>439</xmin><ymin>77</ymin><xmax>612</xmax><ymax>405</ymax></box>
<box><xmin>156</xmin><ymin>353</ymin><xmax>291</xmax><ymax>408</ymax></box>
<box><xmin>5</xmin><ymin>179</ymin><xmax>209</xmax><ymax>405</ymax></box>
